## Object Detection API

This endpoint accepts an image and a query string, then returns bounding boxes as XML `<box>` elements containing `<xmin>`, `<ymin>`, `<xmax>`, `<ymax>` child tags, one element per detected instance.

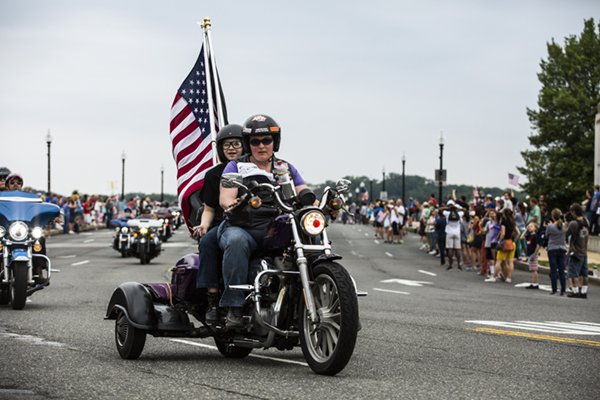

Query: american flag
<box><xmin>508</xmin><ymin>173</ymin><xmax>520</xmax><ymax>187</ymax></box>
<box><xmin>170</xmin><ymin>43</ymin><xmax>227</xmax><ymax>229</ymax></box>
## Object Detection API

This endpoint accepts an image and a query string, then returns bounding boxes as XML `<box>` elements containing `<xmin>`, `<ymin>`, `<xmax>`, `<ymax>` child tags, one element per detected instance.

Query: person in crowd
<box><xmin>528</xmin><ymin>197</ymin><xmax>541</xmax><ymax>228</ymax></box>
<box><xmin>193</xmin><ymin>124</ymin><xmax>246</xmax><ymax>323</ymax></box>
<box><xmin>502</xmin><ymin>191</ymin><xmax>514</xmax><ymax>211</ymax></box>
<box><xmin>427</xmin><ymin>208</ymin><xmax>438</xmax><ymax>255</ymax></box>
<box><xmin>218</xmin><ymin>114</ymin><xmax>310</xmax><ymax>327</ymax></box>
<box><xmin>588</xmin><ymin>186</ymin><xmax>600</xmax><ymax>235</ymax></box>
<box><xmin>374</xmin><ymin>200</ymin><xmax>385</xmax><ymax>239</ymax></box>
<box><xmin>546</xmin><ymin>208</ymin><xmax>567</xmax><ymax>295</ymax></box>
<box><xmin>468</xmin><ymin>214</ymin><xmax>482</xmax><ymax>271</ymax></box>
<box><xmin>434</xmin><ymin>208</ymin><xmax>447</xmax><ymax>266</ymax></box>
<box><xmin>484</xmin><ymin>210</ymin><xmax>501</xmax><ymax>281</ymax></box>
<box><xmin>442</xmin><ymin>200</ymin><xmax>464</xmax><ymax>270</ymax></box>
<box><xmin>566</xmin><ymin>203</ymin><xmax>590</xmax><ymax>298</ymax></box>
<box><xmin>522</xmin><ymin>221</ymin><xmax>540</xmax><ymax>289</ymax></box>
<box><xmin>418</xmin><ymin>202</ymin><xmax>431</xmax><ymax>251</ymax></box>
<box><xmin>514</xmin><ymin>202</ymin><xmax>528</xmax><ymax>261</ymax></box>
<box><xmin>396</xmin><ymin>199</ymin><xmax>406</xmax><ymax>244</ymax></box>
<box><xmin>460</xmin><ymin>210</ymin><xmax>472</xmax><ymax>270</ymax></box>
<box><xmin>492</xmin><ymin>209</ymin><xmax>517</xmax><ymax>283</ymax></box>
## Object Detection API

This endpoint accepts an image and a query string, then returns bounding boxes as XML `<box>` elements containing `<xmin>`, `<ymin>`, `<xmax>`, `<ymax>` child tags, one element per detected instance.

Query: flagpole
<box><xmin>204</xmin><ymin>18</ymin><xmax>225</xmax><ymax>128</ymax></box>
<box><xmin>199</xmin><ymin>18</ymin><xmax>218</xmax><ymax>165</ymax></box>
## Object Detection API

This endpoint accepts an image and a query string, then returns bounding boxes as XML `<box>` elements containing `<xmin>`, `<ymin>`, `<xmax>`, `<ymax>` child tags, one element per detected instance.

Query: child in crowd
<box><xmin>524</xmin><ymin>222</ymin><xmax>540</xmax><ymax>289</ymax></box>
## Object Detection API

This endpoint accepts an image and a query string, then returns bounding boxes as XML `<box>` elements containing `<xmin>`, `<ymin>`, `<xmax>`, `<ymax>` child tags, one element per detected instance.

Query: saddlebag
<box><xmin>170</xmin><ymin>253</ymin><xmax>201</xmax><ymax>303</ymax></box>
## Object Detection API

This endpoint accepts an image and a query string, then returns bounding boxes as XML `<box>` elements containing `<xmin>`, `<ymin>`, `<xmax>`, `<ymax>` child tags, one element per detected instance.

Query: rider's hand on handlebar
<box><xmin>192</xmin><ymin>225</ymin><xmax>208</xmax><ymax>238</ymax></box>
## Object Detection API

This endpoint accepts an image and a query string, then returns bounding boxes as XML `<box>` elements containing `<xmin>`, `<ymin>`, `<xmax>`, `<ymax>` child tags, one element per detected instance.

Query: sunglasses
<box><xmin>249</xmin><ymin>137</ymin><xmax>274</xmax><ymax>147</ymax></box>
<box><xmin>222</xmin><ymin>140</ymin><xmax>242</xmax><ymax>149</ymax></box>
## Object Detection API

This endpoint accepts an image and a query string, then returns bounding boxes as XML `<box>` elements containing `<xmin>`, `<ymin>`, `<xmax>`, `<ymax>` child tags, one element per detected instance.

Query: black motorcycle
<box><xmin>106</xmin><ymin>178</ymin><xmax>366</xmax><ymax>375</ymax></box>
<box><xmin>127</xmin><ymin>219</ymin><xmax>162</xmax><ymax>264</ymax></box>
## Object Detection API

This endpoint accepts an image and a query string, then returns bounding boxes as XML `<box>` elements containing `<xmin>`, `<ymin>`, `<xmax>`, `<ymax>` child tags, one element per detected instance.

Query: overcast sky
<box><xmin>1</xmin><ymin>0</ymin><xmax>598</xmax><ymax>196</ymax></box>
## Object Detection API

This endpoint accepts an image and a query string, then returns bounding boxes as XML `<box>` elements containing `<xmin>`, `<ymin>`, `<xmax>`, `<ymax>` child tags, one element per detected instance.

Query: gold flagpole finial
<box><xmin>202</xmin><ymin>17</ymin><xmax>212</xmax><ymax>29</ymax></box>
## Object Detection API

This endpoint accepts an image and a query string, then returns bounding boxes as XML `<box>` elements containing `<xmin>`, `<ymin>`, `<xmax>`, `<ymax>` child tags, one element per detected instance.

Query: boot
<box><xmin>205</xmin><ymin>293</ymin><xmax>220</xmax><ymax>323</ymax></box>
<box><xmin>226</xmin><ymin>307</ymin><xmax>244</xmax><ymax>328</ymax></box>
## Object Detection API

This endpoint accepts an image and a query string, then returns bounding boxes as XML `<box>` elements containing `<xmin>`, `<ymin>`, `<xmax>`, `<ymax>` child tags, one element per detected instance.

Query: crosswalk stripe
<box><xmin>466</xmin><ymin>320</ymin><xmax>600</xmax><ymax>335</ymax></box>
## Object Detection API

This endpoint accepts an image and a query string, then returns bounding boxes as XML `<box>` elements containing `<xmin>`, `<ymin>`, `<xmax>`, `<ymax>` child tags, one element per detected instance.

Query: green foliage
<box><xmin>519</xmin><ymin>19</ymin><xmax>600</xmax><ymax>209</ymax></box>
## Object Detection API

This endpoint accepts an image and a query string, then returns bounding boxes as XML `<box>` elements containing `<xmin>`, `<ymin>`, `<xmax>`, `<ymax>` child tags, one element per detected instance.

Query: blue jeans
<box><xmin>217</xmin><ymin>222</ymin><xmax>258</xmax><ymax>308</ymax></box>
<box><xmin>196</xmin><ymin>225</ymin><xmax>221</xmax><ymax>289</ymax></box>
<box><xmin>547</xmin><ymin>249</ymin><xmax>566</xmax><ymax>293</ymax></box>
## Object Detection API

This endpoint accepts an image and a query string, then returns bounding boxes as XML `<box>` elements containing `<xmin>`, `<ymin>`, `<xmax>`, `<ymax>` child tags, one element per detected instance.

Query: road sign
<box><xmin>435</xmin><ymin>169</ymin><xmax>447</xmax><ymax>184</ymax></box>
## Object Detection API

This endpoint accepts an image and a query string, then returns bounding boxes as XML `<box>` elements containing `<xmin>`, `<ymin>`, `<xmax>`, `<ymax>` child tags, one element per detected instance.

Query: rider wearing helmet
<box><xmin>6</xmin><ymin>173</ymin><xmax>24</xmax><ymax>191</ymax></box>
<box><xmin>194</xmin><ymin>124</ymin><xmax>246</xmax><ymax>323</ymax></box>
<box><xmin>0</xmin><ymin>167</ymin><xmax>10</xmax><ymax>191</ymax></box>
<box><xmin>218</xmin><ymin>114</ymin><xmax>308</xmax><ymax>327</ymax></box>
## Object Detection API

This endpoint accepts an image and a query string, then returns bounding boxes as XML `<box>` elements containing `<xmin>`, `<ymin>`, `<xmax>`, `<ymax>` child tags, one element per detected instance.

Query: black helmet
<box><xmin>242</xmin><ymin>114</ymin><xmax>281</xmax><ymax>152</ymax></box>
<box><xmin>216</xmin><ymin>124</ymin><xmax>244</xmax><ymax>163</ymax></box>
<box><xmin>0</xmin><ymin>167</ymin><xmax>10</xmax><ymax>180</ymax></box>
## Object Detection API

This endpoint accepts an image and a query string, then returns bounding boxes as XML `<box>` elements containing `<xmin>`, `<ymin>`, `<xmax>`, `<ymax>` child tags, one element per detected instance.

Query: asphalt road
<box><xmin>0</xmin><ymin>223</ymin><xmax>598</xmax><ymax>399</ymax></box>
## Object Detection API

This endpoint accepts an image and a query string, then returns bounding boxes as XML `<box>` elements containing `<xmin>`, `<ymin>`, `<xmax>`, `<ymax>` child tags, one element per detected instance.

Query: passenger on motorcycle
<box><xmin>0</xmin><ymin>167</ymin><xmax>10</xmax><ymax>191</ymax></box>
<box><xmin>218</xmin><ymin>114</ymin><xmax>308</xmax><ymax>327</ymax></box>
<box><xmin>193</xmin><ymin>124</ymin><xmax>245</xmax><ymax>323</ymax></box>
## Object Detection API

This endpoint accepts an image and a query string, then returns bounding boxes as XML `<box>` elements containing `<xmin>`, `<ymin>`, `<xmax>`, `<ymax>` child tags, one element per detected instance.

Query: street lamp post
<box><xmin>45</xmin><ymin>130</ymin><xmax>52</xmax><ymax>195</ymax></box>
<box><xmin>121</xmin><ymin>151</ymin><xmax>126</xmax><ymax>210</ymax></box>
<box><xmin>369</xmin><ymin>179</ymin><xmax>373</xmax><ymax>202</ymax></box>
<box><xmin>402</xmin><ymin>153</ymin><xmax>406</xmax><ymax>205</ymax></box>
<box><xmin>439</xmin><ymin>133</ymin><xmax>444</xmax><ymax>204</ymax></box>
<box><xmin>160</xmin><ymin>165</ymin><xmax>165</xmax><ymax>202</ymax></box>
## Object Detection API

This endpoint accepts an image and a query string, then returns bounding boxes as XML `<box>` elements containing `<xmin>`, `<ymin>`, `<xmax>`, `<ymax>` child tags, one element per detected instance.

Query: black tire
<box><xmin>0</xmin><ymin>288</ymin><xmax>10</xmax><ymax>305</ymax></box>
<box><xmin>115</xmin><ymin>311</ymin><xmax>146</xmax><ymax>359</ymax></box>
<box><xmin>121</xmin><ymin>249</ymin><xmax>128</xmax><ymax>258</ymax></box>
<box><xmin>11</xmin><ymin>262</ymin><xmax>29</xmax><ymax>310</ymax></box>
<box><xmin>139</xmin><ymin>247</ymin><xmax>148</xmax><ymax>265</ymax></box>
<box><xmin>299</xmin><ymin>262</ymin><xmax>359</xmax><ymax>376</ymax></box>
<box><xmin>214</xmin><ymin>337</ymin><xmax>252</xmax><ymax>359</ymax></box>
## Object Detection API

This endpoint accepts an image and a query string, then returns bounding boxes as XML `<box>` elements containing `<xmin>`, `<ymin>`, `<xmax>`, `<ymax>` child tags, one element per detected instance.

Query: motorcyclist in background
<box><xmin>0</xmin><ymin>167</ymin><xmax>10</xmax><ymax>191</ymax></box>
<box><xmin>6</xmin><ymin>174</ymin><xmax>24</xmax><ymax>191</ymax></box>
<box><xmin>193</xmin><ymin>124</ymin><xmax>245</xmax><ymax>323</ymax></box>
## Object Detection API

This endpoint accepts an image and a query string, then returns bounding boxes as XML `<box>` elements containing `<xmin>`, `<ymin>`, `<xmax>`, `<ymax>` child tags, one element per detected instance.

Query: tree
<box><xmin>519</xmin><ymin>19</ymin><xmax>600</xmax><ymax>210</ymax></box>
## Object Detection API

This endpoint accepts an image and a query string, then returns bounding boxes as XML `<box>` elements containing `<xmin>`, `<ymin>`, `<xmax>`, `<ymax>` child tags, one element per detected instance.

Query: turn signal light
<box><xmin>249</xmin><ymin>196</ymin><xmax>262</xmax><ymax>208</ymax></box>
<box><xmin>33</xmin><ymin>242</ymin><xmax>42</xmax><ymax>252</ymax></box>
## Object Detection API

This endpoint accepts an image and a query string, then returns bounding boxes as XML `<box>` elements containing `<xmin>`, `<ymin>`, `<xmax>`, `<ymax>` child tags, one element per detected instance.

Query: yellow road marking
<box><xmin>470</xmin><ymin>327</ymin><xmax>600</xmax><ymax>348</ymax></box>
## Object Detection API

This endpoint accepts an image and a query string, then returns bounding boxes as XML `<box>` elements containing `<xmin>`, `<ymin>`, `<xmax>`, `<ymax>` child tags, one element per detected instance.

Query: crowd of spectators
<box><xmin>342</xmin><ymin>188</ymin><xmax>594</xmax><ymax>299</ymax></box>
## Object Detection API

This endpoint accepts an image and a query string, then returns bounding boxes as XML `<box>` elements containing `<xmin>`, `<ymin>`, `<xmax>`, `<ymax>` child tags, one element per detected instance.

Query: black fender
<box><xmin>310</xmin><ymin>253</ymin><xmax>342</xmax><ymax>269</ymax></box>
<box><xmin>104</xmin><ymin>282</ymin><xmax>157</xmax><ymax>330</ymax></box>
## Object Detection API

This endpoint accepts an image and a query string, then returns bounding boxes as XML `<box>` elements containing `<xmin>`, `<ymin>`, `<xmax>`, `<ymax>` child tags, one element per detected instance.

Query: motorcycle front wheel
<box><xmin>115</xmin><ymin>311</ymin><xmax>146</xmax><ymax>359</ymax></box>
<box><xmin>299</xmin><ymin>262</ymin><xmax>359</xmax><ymax>376</ymax></box>
<box><xmin>10</xmin><ymin>261</ymin><xmax>29</xmax><ymax>310</ymax></box>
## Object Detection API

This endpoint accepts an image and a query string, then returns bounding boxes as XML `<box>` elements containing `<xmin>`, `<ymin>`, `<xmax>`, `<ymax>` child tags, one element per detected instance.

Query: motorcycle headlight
<box><xmin>121</xmin><ymin>227</ymin><xmax>128</xmax><ymax>233</ymax></box>
<box><xmin>301</xmin><ymin>211</ymin><xmax>326</xmax><ymax>236</ymax></box>
<box><xmin>9</xmin><ymin>222</ymin><xmax>29</xmax><ymax>241</ymax></box>
<box><xmin>0</xmin><ymin>226</ymin><xmax>5</xmax><ymax>238</ymax></box>
<box><xmin>31</xmin><ymin>227</ymin><xmax>43</xmax><ymax>240</ymax></box>
<box><xmin>140</xmin><ymin>227</ymin><xmax>148</xmax><ymax>235</ymax></box>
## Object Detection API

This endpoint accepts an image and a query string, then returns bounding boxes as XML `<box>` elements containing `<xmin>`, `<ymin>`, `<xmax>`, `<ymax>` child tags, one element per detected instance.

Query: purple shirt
<box><xmin>223</xmin><ymin>159</ymin><xmax>305</xmax><ymax>187</ymax></box>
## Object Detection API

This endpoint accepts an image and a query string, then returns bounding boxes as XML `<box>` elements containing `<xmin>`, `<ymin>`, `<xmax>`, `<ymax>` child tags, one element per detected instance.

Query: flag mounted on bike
<box><xmin>169</xmin><ymin>19</ymin><xmax>227</xmax><ymax>230</ymax></box>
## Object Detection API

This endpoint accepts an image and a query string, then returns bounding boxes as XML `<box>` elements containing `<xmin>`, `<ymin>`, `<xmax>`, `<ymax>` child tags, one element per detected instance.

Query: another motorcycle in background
<box><xmin>0</xmin><ymin>191</ymin><xmax>60</xmax><ymax>309</ymax></box>
<box><xmin>110</xmin><ymin>218</ymin><xmax>133</xmax><ymax>258</ymax></box>
<box><xmin>127</xmin><ymin>219</ymin><xmax>162</xmax><ymax>265</ymax></box>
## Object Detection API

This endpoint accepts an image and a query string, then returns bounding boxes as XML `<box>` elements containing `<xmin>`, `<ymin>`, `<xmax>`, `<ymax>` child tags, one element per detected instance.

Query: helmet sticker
<box><xmin>254</xmin><ymin>127</ymin><xmax>269</xmax><ymax>133</ymax></box>
<box><xmin>252</xmin><ymin>115</ymin><xmax>267</xmax><ymax>122</ymax></box>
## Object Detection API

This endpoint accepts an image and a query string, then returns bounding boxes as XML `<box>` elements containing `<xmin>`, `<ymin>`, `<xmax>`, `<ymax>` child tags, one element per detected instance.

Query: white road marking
<box><xmin>574</xmin><ymin>321</ymin><xmax>600</xmax><ymax>327</ymax></box>
<box><xmin>514</xmin><ymin>282</ymin><xmax>552</xmax><ymax>292</ymax></box>
<box><xmin>374</xmin><ymin>240</ymin><xmax>380</xmax><ymax>244</ymax></box>
<box><xmin>0</xmin><ymin>327</ymin><xmax>71</xmax><ymax>348</ymax></box>
<box><xmin>351</xmin><ymin>251</ymin><xmax>358</xmax><ymax>256</ymax></box>
<box><xmin>418</xmin><ymin>270</ymin><xmax>437</xmax><ymax>277</ymax></box>
<box><xmin>357</xmin><ymin>229</ymin><xmax>362</xmax><ymax>233</ymax></box>
<box><xmin>347</xmin><ymin>240</ymin><xmax>353</xmax><ymax>246</ymax></box>
<box><xmin>466</xmin><ymin>320</ymin><xmax>600</xmax><ymax>335</ymax></box>
<box><xmin>80</xmin><ymin>232</ymin><xmax>94</xmax><ymax>236</ymax></box>
<box><xmin>162</xmin><ymin>242</ymin><xmax>197</xmax><ymax>248</ymax></box>
<box><xmin>385</xmin><ymin>252</ymin><xmax>393</xmax><ymax>258</ymax></box>
<box><xmin>48</xmin><ymin>242</ymin><xmax>197</xmax><ymax>249</ymax></box>
<box><xmin>364</xmin><ymin>233</ymin><xmax>369</xmax><ymax>237</ymax></box>
<box><xmin>58</xmin><ymin>255</ymin><xmax>76</xmax><ymax>258</ymax></box>
<box><xmin>71</xmin><ymin>260</ymin><xmax>90</xmax><ymax>266</ymax></box>
<box><xmin>51</xmin><ymin>269</ymin><xmax>61</xmax><ymax>272</ymax></box>
<box><xmin>170</xmin><ymin>339</ymin><xmax>309</xmax><ymax>366</ymax></box>
<box><xmin>380</xmin><ymin>278</ymin><xmax>433</xmax><ymax>287</ymax></box>
<box><xmin>83</xmin><ymin>239</ymin><xmax>95</xmax><ymax>243</ymax></box>
<box><xmin>373</xmin><ymin>288</ymin><xmax>410</xmax><ymax>295</ymax></box>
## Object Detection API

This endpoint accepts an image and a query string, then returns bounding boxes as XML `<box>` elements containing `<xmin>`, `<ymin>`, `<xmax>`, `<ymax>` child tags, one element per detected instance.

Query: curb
<box><xmin>513</xmin><ymin>260</ymin><xmax>600</xmax><ymax>287</ymax></box>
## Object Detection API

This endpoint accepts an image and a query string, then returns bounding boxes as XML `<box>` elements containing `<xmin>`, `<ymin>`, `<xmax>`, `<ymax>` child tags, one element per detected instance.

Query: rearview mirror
<box><xmin>335</xmin><ymin>179</ymin><xmax>351</xmax><ymax>194</ymax></box>
<box><xmin>221</xmin><ymin>173</ymin><xmax>243</xmax><ymax>188</ymax></box>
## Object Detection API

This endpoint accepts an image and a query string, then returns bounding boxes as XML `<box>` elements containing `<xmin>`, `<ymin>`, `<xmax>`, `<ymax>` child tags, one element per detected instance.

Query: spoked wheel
<box><xmin>115</xmin><ymin>310</ymin><xmax>146</xmax><ymax>359</ymax></box>
<box><xmin>299</xmin><ymin>262</ymin><xmax>359</xmax><ymax>375</ymax></box>
<box><xmin>214</xmin><ymin>337</ymin><xmax>252</xmax><ymax>359</ymax></box>
<box><xmin>10</xmin><ymin>262</ymin><xmax>29</xmax><ymax>310</ymax></box>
